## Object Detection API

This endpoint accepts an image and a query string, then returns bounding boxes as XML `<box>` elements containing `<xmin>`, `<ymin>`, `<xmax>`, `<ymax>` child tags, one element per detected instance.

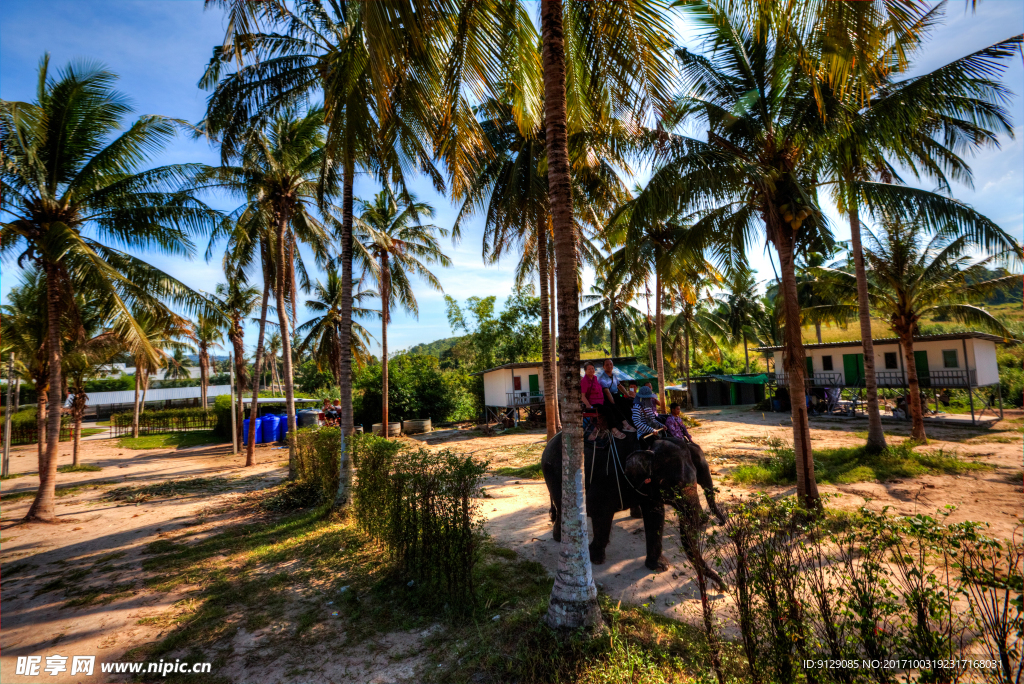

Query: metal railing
<box><xmin>772</xmin><ymin>369</ymin><xmax>977</xmax><ymax>389</ymax></box>
<box><xmin>506</xmin><ymin>391</ymin><xmax>545</xmax><ymax>406</ymax></box>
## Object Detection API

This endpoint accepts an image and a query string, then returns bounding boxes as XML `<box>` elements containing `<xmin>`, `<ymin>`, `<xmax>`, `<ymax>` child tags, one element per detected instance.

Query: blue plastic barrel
<box><xmin>278</xmin><ymin>415</ymin><xmax>289</xmax><ymax>442</ymax></box>
<box><xmin>242</xmin><ymin>418</ymin><xmax>262</xmax><ymax>445</ymax></box>
<box><xmin>261</xmin><ymin>414</ymin><xmax>280</xmax><ymax>443</ymax></box>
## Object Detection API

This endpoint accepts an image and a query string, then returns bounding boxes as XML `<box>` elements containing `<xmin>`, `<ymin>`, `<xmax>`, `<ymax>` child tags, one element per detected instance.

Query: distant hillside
<box><xmin>405</xmin><ymin>336</ymin><xmax>464</xmax><ymax>358</ymax></box>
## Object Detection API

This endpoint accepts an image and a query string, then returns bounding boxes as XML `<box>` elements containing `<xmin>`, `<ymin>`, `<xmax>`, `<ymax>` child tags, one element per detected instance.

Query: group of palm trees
<box><xmin>2</xmin><ymin>0</ymin><xmax>1021</xmax><ymax>632</ymax></box>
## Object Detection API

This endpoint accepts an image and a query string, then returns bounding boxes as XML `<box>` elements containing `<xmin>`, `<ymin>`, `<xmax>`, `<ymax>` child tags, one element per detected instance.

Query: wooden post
<box><xmin>997</xmin><ymin>382</ymin><xmax>1004</xmax><ymax>420</ymax></box>
<box><xmin>3</xmin><ymin>353</ymin><xmax>14</xmax><ymax>478</ymax></box>
<box><xmin>962</xmin><ymin>338</ymin><xmax>975</xmax><ymax>424</ymax></box>
<box><xmin>229</xmin><ymin>354</ymin><xmax>238</xmax><ymax>455</ymax></box>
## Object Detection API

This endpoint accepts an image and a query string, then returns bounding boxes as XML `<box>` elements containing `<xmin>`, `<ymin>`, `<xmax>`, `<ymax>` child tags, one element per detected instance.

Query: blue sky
<box><xmin>2</xmin><ymin>1</ymin><xmax>1022</xmax><ymax>357</ymax></box>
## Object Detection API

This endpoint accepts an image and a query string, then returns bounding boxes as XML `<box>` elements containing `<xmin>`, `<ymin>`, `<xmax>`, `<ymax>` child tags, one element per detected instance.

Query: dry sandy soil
<box><xmin>1</xmin><ymin>408</ymin><xmax>1021</xmax><ymax>683</ymax></box>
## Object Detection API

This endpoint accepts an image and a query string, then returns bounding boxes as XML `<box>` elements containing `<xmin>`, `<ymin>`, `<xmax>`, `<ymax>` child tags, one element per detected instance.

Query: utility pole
<box><xmin>229</xmin><ymin>353</ymin><xmax>238</xmax><ymax>455</ymax></box>
<box><xmin>3</xmin><ymin>354</ymin><xmax>15</xmax><ymax>478</ymax></box>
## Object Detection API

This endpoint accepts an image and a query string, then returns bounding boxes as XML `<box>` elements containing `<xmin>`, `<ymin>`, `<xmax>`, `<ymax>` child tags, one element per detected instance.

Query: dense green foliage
<box><xmin>444</xmin><ymin>288</ymin><xmax>542</xmax><ymax>371</ymax></box>
<box><xmin>352</xmin><ymin>434</ymin><xmax>486</xmax><ymax>605</ymax></box>
<box><xmin>110</xmin><ymin>407</ymin><xmax>216</xmax><ymax>437</ymax></box>
<box><xmin>406</xmin><ymin>336</ymin><xmax>464</xmax><ymax>358</ymax></box>
<box><xmin>291</xmin><ymin>427</ymin><xmax>341</xmax><ymax>505</ymax></box>
<box><xmin>352</xmin><ymin>354</ymin><xmax>476</xmax><ymax>429</ymax></box>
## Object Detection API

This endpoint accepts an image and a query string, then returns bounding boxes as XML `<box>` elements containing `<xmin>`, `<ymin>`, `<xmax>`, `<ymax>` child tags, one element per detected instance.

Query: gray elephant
<box><xmin>542</xmin><ymin>432</ymin><xmax>726</xmax><ymax>589</ymax></box>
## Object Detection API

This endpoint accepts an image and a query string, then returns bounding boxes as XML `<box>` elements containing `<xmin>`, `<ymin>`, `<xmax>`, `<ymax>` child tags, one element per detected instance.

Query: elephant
<box><xmin>542</xmin><ymin>432</ymin><xmax>727</xmax><ymax>589</ymax></box>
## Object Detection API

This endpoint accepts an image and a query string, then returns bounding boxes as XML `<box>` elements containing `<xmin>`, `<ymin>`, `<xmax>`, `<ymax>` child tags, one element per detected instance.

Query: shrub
<box><xmin>110</xmin><ymin>407</ymin><xmax>215</xmax><ymax>436</ymax></box>
<box><xmin>353</xmin><ymin>354</ymin><xmax>478</xmax><ymax>428</ymax></box>
<box><xmin>352</xmin><ymin>433</ymin><xmax>487</xmax><ymax>605</ymax></box>
<box><xmin>293</xmin><ymin>427</ymin><xmax>341</xmax><ymax>504</ymax></box>
<box><xmin>213</xmin><ymin>394</ymin><xmax>234</xmax><ymax>440</ymax></box>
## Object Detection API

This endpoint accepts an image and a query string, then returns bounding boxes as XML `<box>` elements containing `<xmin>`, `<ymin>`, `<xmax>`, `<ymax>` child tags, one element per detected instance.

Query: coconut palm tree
<box><xmin>580</xmin><ymin>274</ymin><xmax>646</xmax><ymax>357</ymax></box>
<box><xmin>813</xmin><ymin>218</ymin><xmax>1016</xmax><ymax>442</ymax></box>
<box><xmin>0</xmin><ymin>58</ymin><xmax>219</xmax><ymax>521</ymax></box>
<box><xmin>297</xmin><ymin>269</ymin><xmax>379</xmax><ymax>385</ymax></box>
<box><xmin>213</xmin><ymin>268</ymin><xmax>261</xmax><ymax>463</ymax></box>
<box><xmin>1</xmin><ymin>269</ymin><xmax>52</xmax><ymax>463</ymax></box>
<box><xmin>265</xmin><ymin>333</ymin><xmax>282</xmax><ymax>394</ymax></box>
<box><xmin>164</xmin><ymin>348</ymin><xmax>196</xmax><ymax>381</ymax></box>
<box><xmin>717</xmin><ymin>265</ymin><xmax>760</xmax><ymax>374</ymax></box>
<box><xmin>203</xmin><ymin>108</ymin><xmax>332</xmax><ymax>473</ymax></box>
<box><xmin>355</xmin><ymin>190</ymin><xmax>450</xmax><ymax>437</ymax></box>
<box><xmin>126</xmin><ymin>313</ymin><xmax>193</xmax><ymax>437</ymax></box>
<box><xmin>195</xmin><ymin>314</ymin><xmax>224</xmax><ymax>408</ymax></box>
<box><xmin>809</xmin><ymin>4</ymin><xmax>1022</xmax><ymax>452</ymax></box>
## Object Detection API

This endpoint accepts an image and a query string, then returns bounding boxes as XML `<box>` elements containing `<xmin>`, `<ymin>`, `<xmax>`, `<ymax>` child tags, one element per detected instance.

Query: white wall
<box><xmin>482</xmin><ymin>365</ymin><xmax>545</xmax><ymax>406</ymax></box>
<box><xmin>773</xmin><ymin>338</ymin><xmax>1002</xmax><ymax>386</ymax></box>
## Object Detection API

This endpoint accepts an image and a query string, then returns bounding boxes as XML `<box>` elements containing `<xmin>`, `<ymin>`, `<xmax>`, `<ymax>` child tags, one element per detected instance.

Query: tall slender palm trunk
<box><xmin>548</xmin><ymin>246</ymin><xmax>560</xmax><ymax>430</ymax></box>
<box><xmin>609</xmin><ymin>295</ymin><xmax>618</xmax><ymax>357</ymax></box>
<box><xmin>380</xmin><ymin>253</ymin><xmax>391</xmax><ymax>437</ymax></box>
<box><xmin>247</xmin><ymin>276</ymin><xmax>271</xmax><ymax>466</ymax></box>
<box><xmin>742</xmin><ymin>331</ymin><xmax>749</xmax><ymax>373</ymax></box>
<box><xmin>848</xmin><ymin>200</ymin><xmax>886</xmax><ymax>452</ymax></box>
<box><xmin>231</xmin><ymin>337</ymin><xmax>249</xmax><ymax>462</ymax></box>
<box><xmin>71</xmin><ymin>390</ymin><xmax>86</xmax><ymax>467</ymax></box>
<box><xmin>35</xmin><ymin>373</ymin><xmax>47</xmax><ymax>464</ymax></box>
<box><xmin>654</xmin><ymin>271</ymin><xmax>666</xmax><ymax>409</ymax></box>
<box><xmin>775</xmin><ymin>230</ymin><xmax>820</xmax><ymax>508</ymax></box>
<box><xmin>538</xmin><ymin>217</ymin><xmax>557</xmax><ymax>440</ymax></box>
<box><xmin>683</xmin><ymin>317</ymin><xmax>692</xmax><ymax>409</ymax></box>
<box><xmin>335</xmin><ymin>161</ymin><xmax>355</xmax><ymax>507</ymax></box>
<box><xmin>275</xmin><ymin>217</ymin><xmax>298</xmax><ymax>476</ymax></box>
<box><xmin>132</xmin><ymin>366</ymin><xmax>141</xmax><ymax>438</ymax></box>
<box><xmin>26</xmin><ymin>263</ymin><xmax>64</xmax><ymax>522</ymax></box>
<box><xmin>541</xmin><ymin>0</ymin><xmax>601</xmax><ymax>632</ymax></box>
<box><xmin>199</xmin><ymin>347</ymin><xmax>209</xmax><ymax>409</ymax></box>
<box><xmin>897</xmin><ymin>329</ymin><xmax>928</xmax><ymax>442</ymax></box>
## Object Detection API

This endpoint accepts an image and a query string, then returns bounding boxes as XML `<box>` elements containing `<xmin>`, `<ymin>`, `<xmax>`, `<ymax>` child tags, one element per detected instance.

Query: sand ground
<box><xmin>1</xmin><ymin>408</ymin><xmax>1021</xmax><ymax>682</ymax></box>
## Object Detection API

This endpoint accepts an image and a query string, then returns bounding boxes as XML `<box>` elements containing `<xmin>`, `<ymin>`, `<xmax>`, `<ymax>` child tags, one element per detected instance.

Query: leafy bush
<box><xmin>685</xmin><ymin>497</ymin><xmax>1024</xmax><ymax>684</ymax></box>
<box><xmin>293</xmin><ymin>426</ymin><xmax>341</xmax><ymax>505</ymax></box>
<box><xmin>353</xmin><ymin>354</ymin><xmax>477</xmax><ymax>428</ymax></box>
<box><xmin>110</xmin><ymin>407</ymin><xmax>215</xmax><ymax>436</ymax></box>
<box><xmin>352</xmin><ymin>433</ymin><xmax>487</xmax><ymax>605</ymax></box>
<box><xmin>84</xmin><ymin>375</ymin><xmax>135</xmax><ymax>392</ymax></box>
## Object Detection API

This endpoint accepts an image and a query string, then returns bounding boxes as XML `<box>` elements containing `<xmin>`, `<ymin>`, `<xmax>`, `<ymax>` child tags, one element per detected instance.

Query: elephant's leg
<box><xmin>677</xmin><ymin>485</ymin><xmax>728</xmax><ymax>590</ymax></box>
<box><xmin>689</xmin><ymin>443</ymin><xmax>726</xmax><ymax>524</ymax></box>
<box><xmin>589</xmin><ymin>508</ymin><xmax>614</xmax><ymax>564</ymax></box>
<box><xmin>641</xmin><ymin>504</ymin><xmax>670</xmax><ymax>571</ymax></box>
<box><xmin>630</xmin><ymin>505</ymin><xmax>643</xmax><ymax>519</ymax></box>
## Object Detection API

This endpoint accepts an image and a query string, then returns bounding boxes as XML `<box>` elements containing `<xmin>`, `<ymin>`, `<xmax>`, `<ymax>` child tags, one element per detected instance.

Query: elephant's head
<box><xmin>623</xmin><ymin>440</ymin><xmax>700</xmax><ymax>514</ymax></box>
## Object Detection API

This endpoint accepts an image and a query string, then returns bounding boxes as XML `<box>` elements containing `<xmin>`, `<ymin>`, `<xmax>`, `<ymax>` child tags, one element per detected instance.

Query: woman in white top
<box><xmin>598</xmin><ymin>359</ymin><xmax>635</xmax><ymax>434</ymax></box>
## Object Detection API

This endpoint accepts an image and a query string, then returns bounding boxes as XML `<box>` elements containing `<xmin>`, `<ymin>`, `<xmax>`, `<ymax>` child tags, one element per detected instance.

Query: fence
<box><xmin>111</xmin><ymin>409</ymin><xmax>217</xmax><ymax>437</ymax></box>
<box><xmin>0</xmin><ymin>420</ymin><xmax>74</xmax><ymax>446</ymax></box>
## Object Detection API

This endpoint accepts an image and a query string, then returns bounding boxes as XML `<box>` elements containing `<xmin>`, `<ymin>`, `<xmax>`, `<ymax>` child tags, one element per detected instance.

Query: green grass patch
<box><xmin>1</xmin><ymin>480</ymin><xmax>119</xmax><ymax>502</ymax></box>
<box><xmin>494</xmin><ymin>462</ymin><xmax>544</xmax><ymax>479</ymax></box>
<box><xmin>106</xmin><ymin>476</ymin><xmax>238</xmax><ymax>504</ymax></box>
<box><xmin>0</xmin><ymin>472</ymin><xmax>29</xmax><ymax>480</ymax></box>
<box><xmin>729</xmin><ymin>441</ymin><xmax>991</xmax><ymax>486</ymax></box>
<box><xmin>80</xmin><ymin>428</ymin><xmax>106</xmax><ymax>438</ymax></box>
<box><xmin>133</xmin><ymin>488</ymin><xmax>738</xmax><ymax>684</ymax></box>
<box><xmin>116</xmin><ymin>430</ymin><xmax>222</xmax><ymax>450</ymax></box>
<box><xmin>58</xmin><ymin>463</ymin><xmax>103</xmax><ymax>473</ymax></box>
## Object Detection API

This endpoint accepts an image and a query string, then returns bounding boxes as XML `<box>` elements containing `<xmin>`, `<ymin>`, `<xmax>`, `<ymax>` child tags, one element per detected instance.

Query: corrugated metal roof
<box><xmin>754</xmin><ymin>331</ymin><xmax>1018</xmax><ymax>353</ymax></box>
<box><xmin>71</xmin><ymin>385</ymin><xmax>233</xmax><ymax>407</ymax></box>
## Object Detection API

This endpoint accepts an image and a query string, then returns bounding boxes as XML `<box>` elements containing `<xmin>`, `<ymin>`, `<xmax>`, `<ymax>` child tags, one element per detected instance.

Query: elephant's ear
<box><xmin>624</xmin><ymin>450</ymin><xmax>654</xmax><ymax>482</ymax></box>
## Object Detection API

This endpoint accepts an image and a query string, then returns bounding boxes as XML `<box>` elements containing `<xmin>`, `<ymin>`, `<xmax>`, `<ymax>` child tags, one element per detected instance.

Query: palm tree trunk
<box><xmin>141</xmin><ymin>370</ymin><xmax>149</xmax><ymax>413</ymax></box>
<box><xmin>275</xmin><ymin>217</ymin><xmax>298</xmax><ymax>476</ymax></box>
<box><xmin>132</xmin><ymin>367</ymin><xmax>141</xmax><ymax>439</ymax></box>
<box><xmin>743</xmin><ymin>330</ymin><xmax>749</xmax><ymax>373</ymax></box>
<box><xmin>538</xmin><ymin>215</ymin><xmax>557</xmax><ymax>440</ymax></box>
<box><xmin>232</xmin><ymin>337</ymin><xmax>248</xmax><ymax>463</ymax></box>
<box><xmin>247</xmin><ymin>277</ymin><xmax>271</xmax><ymax>467</ymax></box>
<box><xmin>898</xmin><ymin>328</ymin><xmax>927</xmax><ymax>442</ymax></box>
<box><xmin>541</xmin><ymin>0</ymin><xmax>601</xmax><ymax>632</ymax></box>
<box><xmin>381</xmin><ymin>253</ymin><xmax>390</xmax><ymax>438</ymax></box>
<box><xmin>71</xmin><ymin>389</ymin><xmax>85</xmax><ymax>467</ymax></box>
<box><xmin>14</xmin><ymin>376</ymin><xmax>20</xmax><ymax>413</ymax></box>
<box><xmin>609</xmin><ymin>295</ymin><xmax>618</xmax><ymax>357</ymax></box>
<box><xmin>848</xmin><ymin>198</ymin><xmax>886</xmax><ymax>452</ymax></box>
<box><xmin>776</xmin><ymin>229</ymin><xmax>820</xmax><ymax>508</ymax></box>
<box><xmin>684</xmin><ymin>318</ymin><xmax>692</xmax><ymax>409</ymax></box>
<box><xmin>548</xmin><ymin>244</ymin><xmax>560</xmax><ymax>430</ymax></box>
<box><xmin>200</xmin><ymin>347</ymin><xmax>209</xmax><ymax>409</ymax></box>
<box><xmin>814</xmin><ymin>321</ymin><xmax>822</xmax><ymax>344</ymax></box>
<box><xmin>35</xmin><ymin>372</ymin><xmax>47</xmax><ymax>467</ymax></box>
<box><xmin>655</xmin><ymin>270</ymin><xmax>666</xmax><ymax>410</ymax></box>
<box><xmin>26</xmin><ymin>263</ymin><xmax>64</xmax><ymax>522</ymax></box>
<box><xmin>335</xmin><ymin>157</ymin><xmax>355</xmax><ymax>507</ymax></box>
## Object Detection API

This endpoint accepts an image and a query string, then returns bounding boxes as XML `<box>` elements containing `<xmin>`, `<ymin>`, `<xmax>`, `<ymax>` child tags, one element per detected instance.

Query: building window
<box><xmin>942</xmin><ymin>350</ymin><xmax>959</xmax><ymax>368</ymax></box>
<box><xmin>884</xmin><ymin>352</ymin><xmax>898</xmax><ymax>369</ymax></box>
<box><xmin>822</xmin><ymin>355</ymin><xmax>833</xmax><ymax>371</ymax></box>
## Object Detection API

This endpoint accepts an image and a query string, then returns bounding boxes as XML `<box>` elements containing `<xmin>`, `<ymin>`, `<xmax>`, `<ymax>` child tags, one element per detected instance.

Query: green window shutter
<box><xmin>914</xmin><ymin>351</ymin><xmax>930</xmax><ymax>387</ymax></box>
<box><xmin>806</xmin><ymin>356</ymin><xmax>814</xmax><ymax>377</ymax></box>
<box><xmin>528</xmin><ymin>374</ymin><xmax>540</xmax><ymax>394</ymax></box>
<box><xmin>843</xmin><ymin>354</ymin><xmax>865</xmax><ymax>386</ymax></box>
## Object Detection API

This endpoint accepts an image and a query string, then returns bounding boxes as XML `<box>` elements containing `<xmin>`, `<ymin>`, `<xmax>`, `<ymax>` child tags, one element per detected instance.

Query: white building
<box><xmin>756</xmin><ymin>331</ymin><xmax>1014</xmax><ymax>422</ymax></box>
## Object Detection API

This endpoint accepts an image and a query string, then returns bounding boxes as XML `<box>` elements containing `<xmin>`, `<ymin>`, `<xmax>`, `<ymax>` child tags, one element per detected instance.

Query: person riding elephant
<box><xmin>542</xmin><ymin>432</ymin><xmax>727</xmax><ymax>590</ymax></box>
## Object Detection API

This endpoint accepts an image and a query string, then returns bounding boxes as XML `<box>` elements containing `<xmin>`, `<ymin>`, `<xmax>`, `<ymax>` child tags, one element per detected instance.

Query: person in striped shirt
<box><xmin>631</xmin><ymin>385</ymin><xmax>664</xmax><ymax>445</ymax></box>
